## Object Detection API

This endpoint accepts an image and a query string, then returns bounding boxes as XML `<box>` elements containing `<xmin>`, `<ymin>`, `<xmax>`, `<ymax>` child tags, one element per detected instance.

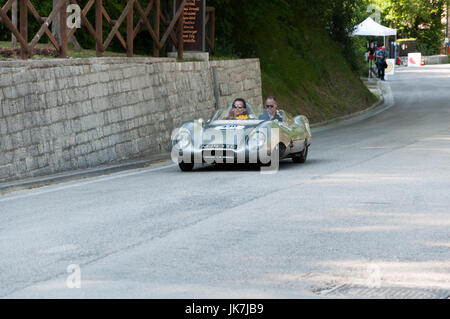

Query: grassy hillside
<box><xmin>213</xmin><ymin>0</ymin><xmax>377</xmax><ymax>123</ymax></box>
<box><xmin>258</xmin><ymin>26</ymin><xmax>377</xmax><ymax>123</ymax></box>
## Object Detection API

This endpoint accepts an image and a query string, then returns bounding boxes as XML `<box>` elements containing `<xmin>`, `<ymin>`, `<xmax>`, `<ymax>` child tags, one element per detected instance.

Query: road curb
<box><xmin>311</xmin><ymin>79</ymin><xmax>385</xmax><ymax>130</ymax></box>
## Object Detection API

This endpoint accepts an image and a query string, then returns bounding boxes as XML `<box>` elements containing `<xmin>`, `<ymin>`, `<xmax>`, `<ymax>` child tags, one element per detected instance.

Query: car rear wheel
<box><xmin>292</xmin><ymin>143</ymin><xmax>308</xmax><ymax>163</ymax></box>
<box><xmin>179</xmin><ymin>162</ymin><xmax>194</xmax><ymax>171</ymax></box>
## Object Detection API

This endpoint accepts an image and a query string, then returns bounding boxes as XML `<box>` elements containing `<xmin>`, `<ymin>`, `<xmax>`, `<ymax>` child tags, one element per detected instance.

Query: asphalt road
<box><xmin>1</xmin><ymin>65</ymin><xmax>450</xmax><ymax>298</ymax></box>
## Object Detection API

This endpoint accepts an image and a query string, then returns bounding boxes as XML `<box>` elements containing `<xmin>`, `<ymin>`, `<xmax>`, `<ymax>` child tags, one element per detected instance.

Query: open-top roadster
<box><xmin>170</xmin><ymin>103</ymin><xmax>311</xmax><ymax>171</ymax></box>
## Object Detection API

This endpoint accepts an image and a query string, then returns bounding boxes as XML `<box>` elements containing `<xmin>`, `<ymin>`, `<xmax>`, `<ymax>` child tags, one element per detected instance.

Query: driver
<box><xmin>228</xmin><ymin>98</ymin><xmax>249</xmax><ymax>120</ymax></box>
<box><xmin>259</xmin><ymin>96</ymin><xmax>283</xmax><ymax>122</ymax></box>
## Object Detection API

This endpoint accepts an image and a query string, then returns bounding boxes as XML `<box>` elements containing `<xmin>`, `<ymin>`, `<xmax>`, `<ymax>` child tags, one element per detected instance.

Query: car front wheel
<box><xmin>292</xmin><ymin>144</ymin><xmax>308</xmax><ymax>163</ymax></box>
<box><xmin>179</xmin><ymin>162</ymin><xmax>194</xmax><ymax>171</ymax></box>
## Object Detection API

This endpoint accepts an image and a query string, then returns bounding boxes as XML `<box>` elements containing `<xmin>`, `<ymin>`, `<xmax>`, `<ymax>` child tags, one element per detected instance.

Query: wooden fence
<box><xmin>0</xmin><ymin>0</ymin><xmax>215</xmax><ymax>59</ymax></box>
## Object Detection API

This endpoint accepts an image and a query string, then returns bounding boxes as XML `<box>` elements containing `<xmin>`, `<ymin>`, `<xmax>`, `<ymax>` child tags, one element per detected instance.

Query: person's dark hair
<box><xmin>233</xmin><ymin>98</ymin><xmax>247</xmax><ymax>107</ymax></box>
<box><xmin>265</xmin><ymin>96</ymin><xmax>278</xmax><ymax>103</ymax></box>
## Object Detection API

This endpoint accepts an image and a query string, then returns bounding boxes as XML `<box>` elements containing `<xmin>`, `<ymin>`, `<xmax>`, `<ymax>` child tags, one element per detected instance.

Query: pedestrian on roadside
<box><xmin>368</xmin><ymin>42</ymin><xmax>376</xmax><ymax>66</ymax></box>
<box><xmin>375</xmin><ymin>46</ymin><xmax>389</xmax><ymax>81</ymax></box>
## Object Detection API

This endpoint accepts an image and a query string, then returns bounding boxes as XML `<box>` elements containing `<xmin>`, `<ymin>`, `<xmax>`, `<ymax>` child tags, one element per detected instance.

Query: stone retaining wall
<box><xmin>0</xmin><ymin>57</ymin><xmax>262</xmax><ymax>181</ymax></box>
<box><xmin>399</xmin><ymin>55</ymin><xmax>449</xmax><ymax>66</ymax></box>
<box><xmin>423</xmin><ymin>55</ymin><xmax>449</xmax><ymax>65</ymax></box>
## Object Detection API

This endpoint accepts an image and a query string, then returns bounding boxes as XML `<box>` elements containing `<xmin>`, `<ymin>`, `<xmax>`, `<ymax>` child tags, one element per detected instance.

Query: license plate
<box><xmin>203</xmin><ymin>144</ymin><xmax>237</xmax><ymax>149</ymax></box>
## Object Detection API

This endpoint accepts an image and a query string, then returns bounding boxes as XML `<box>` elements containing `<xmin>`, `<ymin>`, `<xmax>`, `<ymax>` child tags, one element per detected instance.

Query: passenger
<box><xmin>259</xmin><ymin>96</ymin><xmax>283</xmax><ymax>122</ymax></box>
<box><xmin>228</xmin><ymin>98</ymin><xmax>249</xmax><ymax>120</ymax></box>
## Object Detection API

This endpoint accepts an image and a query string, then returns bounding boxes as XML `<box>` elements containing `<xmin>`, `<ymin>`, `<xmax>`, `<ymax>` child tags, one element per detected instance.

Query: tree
<box><xmin>373</xmin><ymin>0</ymin><xmax>446</xmax><ymax>54</ymax></box>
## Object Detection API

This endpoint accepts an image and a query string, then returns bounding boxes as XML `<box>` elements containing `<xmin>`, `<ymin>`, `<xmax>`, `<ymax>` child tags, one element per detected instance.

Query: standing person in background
<box><xmin>367</xmin><ymin>42</ymin><xmax>376</xmax><ymax>77</ymax></box>
<box><xmin>375</xmin><ymin>46</ymin><xmax>389</xmax><ymax>81</ymax></box>
<box><xmin>368</xmin><ymin>42</ymin><xmax>376</xmax><ymax>65</ymax></box>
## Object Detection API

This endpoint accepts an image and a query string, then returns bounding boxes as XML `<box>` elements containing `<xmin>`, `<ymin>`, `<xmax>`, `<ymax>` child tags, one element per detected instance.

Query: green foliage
<box><xmin>211</xmin><ymin>0</ymin><xmax>376</xmax><ymax>122</ymax></box>
<box><xmin>211</xmin><ymin>0</ymin><xmax>373</xmax><ymax>69</ymax></box>
<box><xmin>373</xmin><ymin>0</ymin><xmax>446</xmax><ymax>55</ymax></box>
<box><xmin>0</xmin><ymin>0</ymin><xmax>376</xmax><ymax>122</ymax></box>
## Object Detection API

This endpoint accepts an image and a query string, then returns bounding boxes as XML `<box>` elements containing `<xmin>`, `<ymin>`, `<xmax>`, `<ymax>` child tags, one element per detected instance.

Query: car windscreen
<box><xmin>211</xmin><ymin>105</ymin><xmax>258</xmax><ymax>121</ymax></box>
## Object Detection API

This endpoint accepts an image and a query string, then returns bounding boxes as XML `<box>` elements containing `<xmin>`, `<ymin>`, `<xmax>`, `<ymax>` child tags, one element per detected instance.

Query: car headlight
<box><xmin>248</xmin><ymin>131</ymin><xmax>266</xmax><ymax>149</ymax></box>
<box><xmin>175</xmin><ymin>130</ymin><xmax>192</xmax><ymax>149</ymax></box>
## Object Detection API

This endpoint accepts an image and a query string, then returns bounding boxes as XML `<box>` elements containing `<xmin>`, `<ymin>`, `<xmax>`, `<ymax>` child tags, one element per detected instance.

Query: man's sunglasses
<box><xmin>265</xmin><ymin>105</ymin><xmax>275</xmax><ymax>108</ymax></box>
<box><xmin>232</xmin><ymin>104</ymin><xmax>245</xmax><ymax>108</ymax></box>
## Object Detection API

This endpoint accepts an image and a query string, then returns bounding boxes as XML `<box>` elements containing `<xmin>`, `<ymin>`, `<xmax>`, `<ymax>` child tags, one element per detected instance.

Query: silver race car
<box><xmin>170</xmin><ymin>103</ymin><xmax>312</xmax><ymax>171</ymax></box>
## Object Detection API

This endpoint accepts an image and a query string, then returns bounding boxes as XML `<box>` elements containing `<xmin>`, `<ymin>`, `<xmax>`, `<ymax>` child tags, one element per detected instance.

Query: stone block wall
<box><xmin>423</xmin><ymin>55</ymin><xmax>449</xmax><ymax>65</ymax></box>
<box><xmin>0</xmin><ymin>57</ymin><xmax>262</xmax><ymax>181</ymax></box>
<box><xmin>399</xmin><ymin>55</ymin><xmax>449</xmax><ymax>66</ymax></box>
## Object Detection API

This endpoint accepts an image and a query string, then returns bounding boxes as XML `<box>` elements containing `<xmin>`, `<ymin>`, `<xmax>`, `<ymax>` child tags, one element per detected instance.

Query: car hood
<box><xmin>201</xmin><ymin>120</ymin><xmax>264</xmax><ymax>146</ymax></box>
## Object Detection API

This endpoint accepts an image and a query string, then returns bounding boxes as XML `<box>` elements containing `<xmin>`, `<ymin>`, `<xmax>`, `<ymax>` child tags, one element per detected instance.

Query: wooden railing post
<box><xmin>12</xmin><ymin>0</ymin><xmax>18</xmax><ymax>47</ymax></box>
<box><xmin>59</xmin><ymin>0</ymin><xmax>68</xmax><ymax>58</ymax></box>
<box><xmin>1</xmin><ymin>0</ymin><xmax>194</xmax><ymax>59</ymax></box>
<box><xmin>210</xmin><ymin>7</ymin><xmax>215</xmax><ymax>55</ymax></box>
<box><xmin>19</xmin><ymin>0</ymin><xmax>28</xmax><ymax>59</ymax></box>
<box><xmin>153</xmin><ymin>0</ymin><xmax>160</xmax><ymax>57</ymax></box>
<box><xmin>96</xmin><ymin>0</ymin><xmax>103</xmax><ymax>57</ymax></box>
<box><xmin>177</xmin><ymin>8</ymin><xmax>183</xmax><ymax>59</ymax></box>
<box><xmin>126</xmin><ymin>0</ymin><xmax>133</xmax><ymax>57</ymax></box>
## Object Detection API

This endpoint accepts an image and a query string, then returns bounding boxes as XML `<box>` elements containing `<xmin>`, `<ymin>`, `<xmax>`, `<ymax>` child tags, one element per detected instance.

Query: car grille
<box><xmin>202</xmin><ymin>149</ymin><xmax>236</xmax><ymax>157</ymax></box>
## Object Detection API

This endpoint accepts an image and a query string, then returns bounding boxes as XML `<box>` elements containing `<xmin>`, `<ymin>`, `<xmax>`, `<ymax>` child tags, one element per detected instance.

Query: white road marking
<box><xmin>0</xmin><ymin>163</ymin><xmax>176</xmax><ymax>203</ymax></box>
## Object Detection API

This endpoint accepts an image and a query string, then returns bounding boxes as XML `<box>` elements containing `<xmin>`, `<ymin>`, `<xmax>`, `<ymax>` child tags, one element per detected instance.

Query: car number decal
<box><xmin>215</xmin><ymin>125</ymin><xmax>244</xmax><ymax>130</ymax></box>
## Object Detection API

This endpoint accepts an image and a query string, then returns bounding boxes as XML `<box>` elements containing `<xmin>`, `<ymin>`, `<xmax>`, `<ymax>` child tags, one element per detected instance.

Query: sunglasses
<box><xmin>232</xmin><ymin>104</ymin><xmax>245</xmax><ymax>108</ymax></box>
<box><xmin>265</xmin><ymin>105</ymin><xmax>275</xmax><ymax>108</ymax></box>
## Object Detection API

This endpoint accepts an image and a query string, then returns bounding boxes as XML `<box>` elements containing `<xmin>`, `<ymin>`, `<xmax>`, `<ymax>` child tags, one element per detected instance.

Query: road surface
<box><xmin>1</xmin><ymin>65</ymin><xmax>450</xmax><ymax>298</ymax></box>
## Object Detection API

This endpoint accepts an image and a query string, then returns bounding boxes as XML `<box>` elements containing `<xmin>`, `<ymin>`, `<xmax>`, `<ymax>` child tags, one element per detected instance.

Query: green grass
<box><xmin>0</xmin><ymin>41</ymin><xmax>150</xmax><ymax>59</ymax></box>
<box><xmin>0</xmin><ymin>41</ymin><xmax>14</xmax><ymax>48</ymax></box>
<box><xmin>209</xmin><ymin>54</ymin><xmax>239</xmax><ymax>61</ymax></box>
<box><xmin>176</xmin><ymin>57</ymin><xmax>204</xmax><ymax>62</ymax></box>
<box><xmin>255</xmin><ymin>27</ymin><xmax>377</xmax><ymax>123</ymax></box>
<box><xmin>67</xmin><ymin>48</ymin><xmax>148</xmax><ymax>59</ymax></box>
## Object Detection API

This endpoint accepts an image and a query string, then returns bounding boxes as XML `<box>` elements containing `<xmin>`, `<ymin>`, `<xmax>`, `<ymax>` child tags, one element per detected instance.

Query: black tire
<box><xmin>179</xmin><ymin>162</ymin><xmax>194</xmax><ymax>171</ymax></box>
<box><xmin>292</xmin><ymin>144</ymin><xmax>308</xmax><ymax>163</ymax></box>
<box><xmin>278</xmin><ymin>143</ymin><xmax>286</xmax><ymax>159</ymax></box>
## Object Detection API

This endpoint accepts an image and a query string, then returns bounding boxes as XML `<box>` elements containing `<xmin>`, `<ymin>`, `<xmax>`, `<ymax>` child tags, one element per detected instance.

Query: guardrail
<box><xmin>0</xmin><ymin>0</ymin><xmax>216</xmax><ymax>59</ymax></box>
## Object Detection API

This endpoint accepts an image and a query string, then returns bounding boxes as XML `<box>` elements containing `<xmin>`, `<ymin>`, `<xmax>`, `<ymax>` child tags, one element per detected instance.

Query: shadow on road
<box><xmin>187</xmin><ymin>157</ymin><xmax>333</xmax><ymax>172</ymax></box>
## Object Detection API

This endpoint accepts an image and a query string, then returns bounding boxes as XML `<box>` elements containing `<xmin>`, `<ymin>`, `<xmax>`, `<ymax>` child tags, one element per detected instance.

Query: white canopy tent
<box><xmin>352</xmin><ymin>17</ymin><xmax>397</xmax><ymax>47</ymax></box>
<box><xmin>352</xmin><ymin>17</ymin><xmax>397</xmax><ymax>78</ymax></box>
